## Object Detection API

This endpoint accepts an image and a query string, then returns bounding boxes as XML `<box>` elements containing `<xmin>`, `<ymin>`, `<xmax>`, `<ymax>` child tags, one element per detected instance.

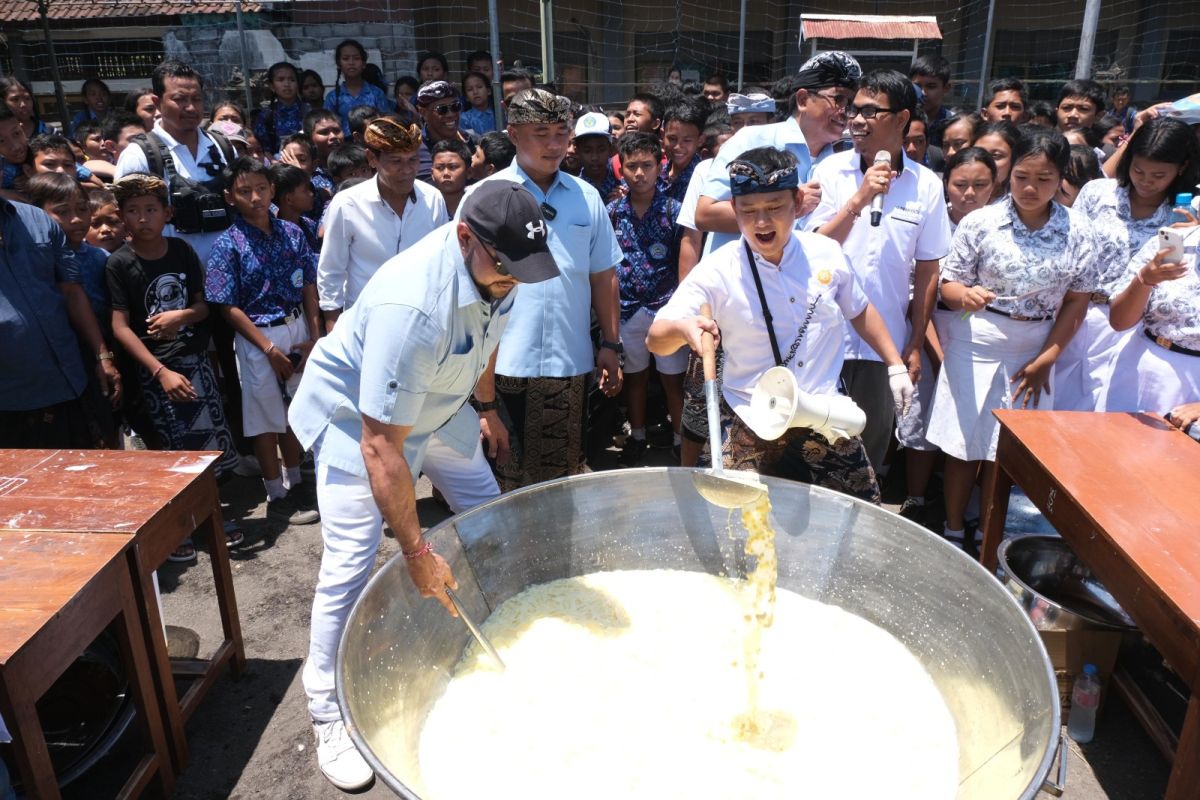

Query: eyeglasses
<box><xmin>847</xmin><ymin>105</ymin><xmax>894</xmax><ymax>120</ymax></box>
<box><xmin>477</xmin><ymin>240</ymin><xmax>511</xmax><ymax>277</ymax></box>
<box><xmin>813</xmin><ymin>92</ymin><xmax>851</xmax><ymax>111</ymax></box>
<box><xmin>433</xmin><ymin>100</ymin><xmax>463</xmax><ymax>115</ymax></box>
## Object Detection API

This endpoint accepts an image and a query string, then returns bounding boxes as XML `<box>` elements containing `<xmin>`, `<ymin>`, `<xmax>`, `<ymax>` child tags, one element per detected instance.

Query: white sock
<box><xmin>264</xmin><ymin>476</ymin><xmax>287</xmax><ymax>501</ymax></box>
<box><xmin>943</xmin><ymin>524</ymin><xmax>965</xmax><ymax>540</ymax></box>
<box><xmin>673</xmin><ymin>432</ymin><xmax>681</xmax><ymax>446</ymax></box>
<box><xmin>630</xmin><ymin>427</ymin><xmax>646</xmax><ymax>441</ymax></box>
<box><xmin>905</xmin><ymin>495</ymin><xmax>925</xmax><ymax>506</ymax></box>
<box><xmin>285</xmin><ymin>466</ymin><xmax>301</xmax><ymax>489</ymax></box>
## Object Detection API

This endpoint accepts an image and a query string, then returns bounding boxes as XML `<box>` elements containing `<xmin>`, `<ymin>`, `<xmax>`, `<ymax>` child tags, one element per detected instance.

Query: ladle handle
<box><xmin>700</xmin><ymin>303</ymin><xmax>716</xmax><ymax>381</ymax></box>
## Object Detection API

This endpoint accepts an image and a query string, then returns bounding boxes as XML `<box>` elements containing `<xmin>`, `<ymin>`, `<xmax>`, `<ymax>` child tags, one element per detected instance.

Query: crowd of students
<box><xmin>2</xmin><ymin>45</ymin><xmax>1199</xmax><ymax>558</ymax></box>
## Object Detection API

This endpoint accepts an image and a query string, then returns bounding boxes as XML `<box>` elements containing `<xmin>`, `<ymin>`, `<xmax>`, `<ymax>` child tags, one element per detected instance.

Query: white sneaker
<box><xmin>313</xmin><ymin>719</ymin><xmax>374</xmax><ymax>790</ymax></box>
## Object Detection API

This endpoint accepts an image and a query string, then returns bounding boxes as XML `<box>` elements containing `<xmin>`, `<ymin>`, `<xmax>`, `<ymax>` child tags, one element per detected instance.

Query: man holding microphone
<box><xmin>288</xmin><ymin>182</ymin><xmax>559</xmax><ymax>791</ymax></box>
<box><xmin>809</xmin><ymin>69</ymin><xmax>951</xmax><ymax>472</ymax></box>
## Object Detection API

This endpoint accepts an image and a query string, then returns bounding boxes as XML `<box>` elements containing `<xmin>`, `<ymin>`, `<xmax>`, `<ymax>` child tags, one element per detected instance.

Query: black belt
<box><xmin>936</xmin><ymin>300</ymin><xmax>952</xmax><ymax>312</ymax></box>
<box><xmin>984</xmin><ymin>306</ymin><xmax>1054</xmax><ymax>322</ymax></box>
<box><xmin>258</xmin><ymin>306</ymin><xmax>302</xmax><ymax>328</ymax></box>
<box><xmin>1145</xmin><ymin>327</ymin><xmax>1200</xmax><ymax>357</ymax></box>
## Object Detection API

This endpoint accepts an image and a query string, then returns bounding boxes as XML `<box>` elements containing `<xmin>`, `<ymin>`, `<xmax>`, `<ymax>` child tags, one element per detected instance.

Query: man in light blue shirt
<box><xmin>694</xmin><ymin>51</ymin><xmax>862</xmax><ymax>253</ymax></box>
<box><xmin>469</xmin><ymin>88</ymin><xmax>624</xmax><ymax>491</ymax></box>
<box><xmin>288</xmin><ymin>181</ymin><xmax>559</xmax><ymax>792</ymax></box>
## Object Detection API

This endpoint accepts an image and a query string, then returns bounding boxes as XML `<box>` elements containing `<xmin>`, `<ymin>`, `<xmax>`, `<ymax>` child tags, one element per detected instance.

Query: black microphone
<box><xmin>869</xmin><ymin>150</ymin><xmax>890</xmax><ymax>227</ymax></box>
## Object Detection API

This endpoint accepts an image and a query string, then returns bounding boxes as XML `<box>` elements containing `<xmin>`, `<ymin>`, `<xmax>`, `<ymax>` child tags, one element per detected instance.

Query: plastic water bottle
<box><xmin>1172</xmin><ymin>193</ymin><xmax>1195</xmax><ymax>226</ymax></box>
<box><xmin>1068</xmin><ymin>663</ymin><xmax>1101</xmax><ymax>743</ymax></box>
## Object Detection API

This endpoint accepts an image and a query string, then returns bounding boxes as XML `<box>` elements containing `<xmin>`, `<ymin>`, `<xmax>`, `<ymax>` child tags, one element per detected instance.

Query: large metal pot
<box><xmin>338</xmin><ymin>469</ymin><xmax>1061</xmax><ymax>799</ymax></box>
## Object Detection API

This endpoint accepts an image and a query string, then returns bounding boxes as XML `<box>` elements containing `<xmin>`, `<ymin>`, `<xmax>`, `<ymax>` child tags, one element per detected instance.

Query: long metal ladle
<box><xmin>690</xmin><ymin>303</ymin><xmax>768</xmax><ymax>510</ymax></box>
<box><xmin>445</xmin><ymin>585</ymin><xmax>506</xmax><ymax>670</ymax></box>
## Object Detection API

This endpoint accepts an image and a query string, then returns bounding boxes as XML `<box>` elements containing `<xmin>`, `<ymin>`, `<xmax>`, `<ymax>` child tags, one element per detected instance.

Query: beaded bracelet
<box><xmin>402</xmin><ymin>540</ymin><xmax>433</xmax><ymax>560</ymax></box>
<box><xmin>152</xmin><ymin>364</ymin><xmax>167</xmax><ymax>379</ymax></box>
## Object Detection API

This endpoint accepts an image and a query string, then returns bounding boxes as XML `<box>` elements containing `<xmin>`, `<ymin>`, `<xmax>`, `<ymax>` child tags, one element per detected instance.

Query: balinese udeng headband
<box><xmin>727</xmin><ymin>159</ymin><xmax>800</xmax><ymax>197</ymax></box>
<box><xmin>506</xmin><ymin>88</ymin><xmax>573</xmax><ymax>125</ymax></box>
<box><xmin>415</xmin><ymin>80</ymin><xmax>458</xmax><ymax>107</ymax></box>
<box><xmin>112</xmin><ymin>173</ymin><xmax>168</xmax><ymax>203</ymax></box>
<box><xmin>793</xmin><ymin>50</ymin><xmax>862</xmax><ymax>91</ymax></box>
<box><xmin>363</xmin><ymin>117</ymin><xmax>422</xmax><ymax>153</ymax></box>
<box><xmin>726</xmin><ymin>93</ymin><xmax>776</xmax><ymax>116</ymax></box>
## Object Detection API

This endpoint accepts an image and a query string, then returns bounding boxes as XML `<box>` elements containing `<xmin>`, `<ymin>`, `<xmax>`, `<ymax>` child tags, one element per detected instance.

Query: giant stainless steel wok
<box><xmin>337</xmin><ymin>469</ymin><xmax>1062</xmax><ymax>799</ymax></box>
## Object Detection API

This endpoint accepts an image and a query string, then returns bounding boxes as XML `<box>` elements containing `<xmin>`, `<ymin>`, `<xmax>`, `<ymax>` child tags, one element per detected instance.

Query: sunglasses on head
<box><xmin>433</xmin><ymin>100</ymin><xmax>463</xmax><ymax>115</ymax></box>
<box><xmin>727</xmin><ymin>160</ymin><xmax>799</xmax><ymax>193</ymax></box>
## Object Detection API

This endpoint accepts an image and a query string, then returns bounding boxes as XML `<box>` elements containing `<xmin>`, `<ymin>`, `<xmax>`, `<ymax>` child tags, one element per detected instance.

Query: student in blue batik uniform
<box><xmin>255</xmin><ymin>62</ymin><xmax>311</xmax><ymax>156</ymax></box>
<box><xmin>659</xmin><ymin>100</ymin><xmax>706</xmax><ymax>203</ymax></box>
<box><xmin>206</xmin><ymin>157</ymin><xmax>322</xmax><ymax>526</ymax></box>
<box><xmin>324</xmin><ymin>40</ymin><xmax>392</xmax><ymax>135</ymax></box>
<box><xmin>607</xmin><ymin>131</ymin><xmax>686</xmax><ymax>465</ymax></box>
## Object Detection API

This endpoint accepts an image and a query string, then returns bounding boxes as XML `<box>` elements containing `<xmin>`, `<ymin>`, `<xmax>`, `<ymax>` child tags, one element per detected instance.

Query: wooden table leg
<box><xmin>979</xmin><ymin>435</ymin><xmax>1014</xmax><ymax>573</ymax></box>
<box><xmin>112</xmin><ymin>572</ymin><xmax>175</xmax><ymax>799</ymax></box>
<box><xmin>129</xmin><ymin>548</ymin><xmax>190</xmax><ymax>771</ymax></box>
<box><xmin>1165</xmin><ymin>692</ymin><xmax>1200</xmax><ymax>800</ymax></box>
<box><xmin>0</xmin><ymin>676</ymin><xmax>61</xmax><ymax>800</ymax></box>
<box><xmin>198</xmin><ymin>507</ymin><xmax>246</xmax><ymax>676</ymax></box>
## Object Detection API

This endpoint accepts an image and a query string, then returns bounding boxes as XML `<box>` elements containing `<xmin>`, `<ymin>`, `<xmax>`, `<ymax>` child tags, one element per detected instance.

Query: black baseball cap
<box><xmin>460</xmin><ymin>182</ymin><xmax>560</xmax><ymax>283</ymax></box>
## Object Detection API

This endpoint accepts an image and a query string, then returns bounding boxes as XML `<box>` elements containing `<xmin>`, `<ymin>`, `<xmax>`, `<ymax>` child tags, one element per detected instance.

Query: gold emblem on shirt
<box><xmin>817</xmin><ymin>268</ymin><xmax>833</xmax><ymax>285</ymax></box>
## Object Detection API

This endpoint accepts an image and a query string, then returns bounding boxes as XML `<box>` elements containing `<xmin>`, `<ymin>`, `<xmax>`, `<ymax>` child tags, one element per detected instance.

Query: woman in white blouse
<box><xmin>1061</xmin><ymin>117</ymin><xmax>1200</xmax><ymax>411</ymax></box>
<box><xmin>927</xmin><ymin>126</ymin><xmax>1098</xmax><ymax>545</ymax></box>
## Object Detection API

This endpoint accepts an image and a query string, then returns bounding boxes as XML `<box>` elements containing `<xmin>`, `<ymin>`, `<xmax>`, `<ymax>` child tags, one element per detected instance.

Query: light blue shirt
<box><xmin>470</xmin><ymin>162</ymin><xmax>623</xmax><ymax>378</ymax></box>
<box><xmin>288</xmin><ymin>224</ymin><xmax>513</xmax><ymax>479</ymax></box>
<box><xmin>699</xmin><ymin>116</ymin><xmax>841</xmax><ymax>252</ymax></box>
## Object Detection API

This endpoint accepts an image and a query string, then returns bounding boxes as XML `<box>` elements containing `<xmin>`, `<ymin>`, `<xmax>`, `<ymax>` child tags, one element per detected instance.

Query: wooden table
<box><xmin>0</xmin><ymin>530</ymin><xmax>174</xmax><ymax>799</ymax></box>
<box><xmin>0</xmin><ymin>449</ymin><xmax>245</xmax><ymax>771</ymax></box>
<box><xmin>980</xmin><ymin>411</ymin><xmax>1200</xmax><ymax>800</ymax></box>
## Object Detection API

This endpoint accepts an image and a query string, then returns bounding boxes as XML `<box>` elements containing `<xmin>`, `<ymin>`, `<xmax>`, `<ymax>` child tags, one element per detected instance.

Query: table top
<box><xmin>995</xmin><ymin>410</ymin><xmax>1200</xmax><ymax>634</ymax></box>
<box><xmin>0</xmin><ymin>449</ymin><xmax>219</xmax><ymax>533</ymax></box>
<box><xmin>0</xmin><ymin>529</ymin><xmax>133</xmax><ymax>663</ymax></box>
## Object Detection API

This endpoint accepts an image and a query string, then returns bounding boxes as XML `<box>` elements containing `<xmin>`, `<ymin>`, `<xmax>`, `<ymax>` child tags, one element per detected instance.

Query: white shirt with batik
<box><xmin>1119</xmin><ymin>226</ymin><xmax>1200</xmax><ymax>350</ymax></box>
<box><xmin>941</xmin><ymin>197</ymin><xmax>1099</xmax><ymax>318</ymax></box>
<box><xmin>1074</xmin><ymin>178</ymin><xmax>1175</xmax><ymax>296</ymax></box>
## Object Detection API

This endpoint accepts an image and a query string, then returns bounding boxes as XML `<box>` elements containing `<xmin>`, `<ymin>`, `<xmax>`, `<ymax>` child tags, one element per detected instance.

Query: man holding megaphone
<box><xmin>648</xmin><ymin>147</ymin><xmax>912</xmax><ymax>504</ymax></box>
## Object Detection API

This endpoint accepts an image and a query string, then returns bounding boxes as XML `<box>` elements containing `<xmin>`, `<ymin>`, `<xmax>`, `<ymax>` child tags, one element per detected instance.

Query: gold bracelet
<box><xmin>97</xmin><ymin>350</ymin><xmax>115</xmax><ymax>362</ymax></box>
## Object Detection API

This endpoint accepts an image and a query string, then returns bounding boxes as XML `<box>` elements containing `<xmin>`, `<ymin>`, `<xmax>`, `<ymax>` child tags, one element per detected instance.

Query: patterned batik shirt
<box><xmin>1120</xmin><ymin>225</ymin><xmax>1200</xmax><ymax>350</ymax></box>
<box><xmin>607</xmin><ymin>190</ymin><xmax>682</xmax><ymax>322</ymax></box>
<box><xmin>254</xmin><ymin>100</ymin><xmax>310</xmax><ymax>156</ymax></box>
<box><xmin>308</xmin><ymin>167</ymin><xmax>334</xmax><ymax>223</ymax></box>
<box><xmin>941</xmin><ymin>196</ymin><xmax>1099</xmax><ymax>318</ymax></box>
<box><xmin>323</xmin><ymin>83</ymin><xmax>393</xmax><ymax>135</ymax></box>
<box><xmin>1073</xmin><ymin>178</ymin><xmax>1176</xmax><ymax>296</ymax></box>
<box><xmin>460</xmin><ymin>106</ymin><xmax>497</xmax><ymax>135</ymax></box>
<box><xmin>204</xmin><ymin>215</ymin><xmax>317</xmax><ymax>325</ymax></box>
<box><xmin>658</xmin><ymin>153</ymin><xmax>701</xmax><ymax>204</ymax></box>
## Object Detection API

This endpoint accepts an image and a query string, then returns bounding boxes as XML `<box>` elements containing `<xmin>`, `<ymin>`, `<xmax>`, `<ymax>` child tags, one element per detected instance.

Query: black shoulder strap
<box><xmin>204</xmin><ymin>130</ymin><xmax>237</xmax><ymax>166</ymax></box>
<box><xmin>742</xmin><ymin>239</ymin><xmax>783</xmax><ymax>367</ymax></box>
<box><xmin>132</xmin><ymin>132</ymin><xmax>168</xmax><ymax>181</ymax></box>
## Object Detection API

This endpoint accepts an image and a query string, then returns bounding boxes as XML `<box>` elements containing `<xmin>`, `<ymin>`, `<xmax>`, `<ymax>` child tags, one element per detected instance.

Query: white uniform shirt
<box><xmin>676</xmin><ymin>157</ymin><xmax>713</xmax><ymax>232</ymax></box>
<box><xmin>1074</xmin><ymin>178</ymin><xmax>1175</xmax><ymax>296</ymax></box>
<box><xmin>317</xmin><ymin>175</ymin><xmax>448</xmax><ymax>311</ymax></box>
<box><xmin>1120</xmin><ymin>226</ymin><xmax>1200</xmax><ymax>350</ymax></box>
<box><xmin>808</xmin><ymin>150</ymin><xmax>951</xmax><ymax>362</ymax></box>
<box><xmin>114</xmin><ymin>123</ymin><xmax>233</xmax><ymax>263</ymax></box>
<box><xmin>655</xmin><ymin>232</ymin><xmax>869</xmax><ymax>423</ymax></box>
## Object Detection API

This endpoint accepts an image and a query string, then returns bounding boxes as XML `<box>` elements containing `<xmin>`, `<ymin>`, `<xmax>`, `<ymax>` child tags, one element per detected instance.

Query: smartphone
<box><xmin>1158</xmin><ymin>227</ymin><xmax>1186</xmax><ymax>264</ymax></box>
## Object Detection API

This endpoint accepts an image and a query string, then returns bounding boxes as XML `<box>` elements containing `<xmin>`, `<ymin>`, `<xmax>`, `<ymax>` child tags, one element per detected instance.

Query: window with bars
<box><xmin>23</xmin><ymin>38</ymin><xmax>165</xmax><ymax>82</ymax></box>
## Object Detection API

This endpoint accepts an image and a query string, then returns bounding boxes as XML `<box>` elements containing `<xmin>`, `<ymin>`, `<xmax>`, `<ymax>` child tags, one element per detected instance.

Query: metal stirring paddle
<box><xmin>445</xmin><ymin>585</ymin><xmax>506</xmax><ymax>671</ymax></box>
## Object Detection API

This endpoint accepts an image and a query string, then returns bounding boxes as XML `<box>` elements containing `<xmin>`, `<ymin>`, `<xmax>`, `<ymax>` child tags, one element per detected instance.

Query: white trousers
<box><xmin>303</xmin><ymin>434</ymin><xmax>498</xmax><ymax>721</ymax></box>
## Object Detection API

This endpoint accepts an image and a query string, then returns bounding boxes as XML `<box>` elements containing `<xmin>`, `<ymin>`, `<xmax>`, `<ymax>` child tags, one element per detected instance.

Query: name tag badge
<box><xmin>648</xmin><ymin>242</ymin><xmax>669</xmax><ymax>261</ymax></box>
<box><xmin>891</xmin><ymin>208</ymin><xmax>922</xmax><ymax>226</ymax></box>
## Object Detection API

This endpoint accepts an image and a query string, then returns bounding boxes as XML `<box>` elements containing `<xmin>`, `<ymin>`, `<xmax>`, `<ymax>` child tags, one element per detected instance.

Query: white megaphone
<box><xmin>748</xmin><ymin>366</ymin><xmax>867</xmax><ymax>444</ymax></box>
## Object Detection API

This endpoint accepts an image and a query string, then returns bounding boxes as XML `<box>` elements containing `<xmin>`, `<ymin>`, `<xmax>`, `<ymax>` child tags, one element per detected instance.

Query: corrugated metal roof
<box><xmin>801</xmin><ymin>14</ymin><xmax>942</xmax><ymax>41</ymax></box>
<box><xmin>0</xmin><ymin>0</ymin><xmax>261</xmax><ymax>24</ymax></box>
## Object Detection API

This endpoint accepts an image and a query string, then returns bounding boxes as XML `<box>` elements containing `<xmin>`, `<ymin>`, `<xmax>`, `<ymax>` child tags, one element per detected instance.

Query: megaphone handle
<box><xmin>699</xmin><ymin>303</ymin><xmax>716</xmax><ymax>381</ymax></box>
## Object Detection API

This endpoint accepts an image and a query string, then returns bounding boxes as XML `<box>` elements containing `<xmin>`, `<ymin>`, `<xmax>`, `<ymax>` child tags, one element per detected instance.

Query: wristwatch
<box><xmin>470</xmin><ymin>397</ymin><xmax>500</xmax><ymax>413</ymax></box>
<box><xmin>600</xmin><ymin>339</ymin><xmax>624</xmax><ymax>367</ymax></box>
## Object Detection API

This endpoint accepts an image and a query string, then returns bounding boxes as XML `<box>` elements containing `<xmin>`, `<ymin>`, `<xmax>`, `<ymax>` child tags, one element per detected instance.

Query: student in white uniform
<box><xmin>1067</xmin><ymin>117</ymin><xmax>1200</xmax><ymax>411</ymax></box>
<box><xmin>898</xmin><ymin>146</ymin><xmax>998</xmax><ymax>523</ymax></box>
<box><xmin>1104</xmin><ymin>224</ymin><xmax>1200</xmax><ymax>415</ymax></box>
<box><xmin>648</xmin><ymin>147</ymin><xmax>912</xmax><ymax>503</ymax></box>
<box><xmin>317</xmin><ymin>117</ymin><xmax>448</xmax><ymax>330</ymax></box>
<box><xmin>928</xmin><ymin>126</ymin><xmax>1099</xmax><ymax>545</ymax></box>
<box><xmin>809</xmin><ymin>69</ymin><xmax>952</xmax><ymax>473</ymax></box>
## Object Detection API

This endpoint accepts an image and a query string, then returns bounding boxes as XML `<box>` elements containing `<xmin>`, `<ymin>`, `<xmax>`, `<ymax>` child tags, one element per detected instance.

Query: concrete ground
<box><xmin>64</xmin><ymin>444</ymin><xmax>1171</xmax><ymax>799</ymax></box>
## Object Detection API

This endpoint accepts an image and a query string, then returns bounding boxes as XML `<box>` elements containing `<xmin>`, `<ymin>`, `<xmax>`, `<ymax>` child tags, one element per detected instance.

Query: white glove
<box><xmin>887</xmin><ymin>364</ymin><xmax>914</xmax><ymax>417</ymax></box>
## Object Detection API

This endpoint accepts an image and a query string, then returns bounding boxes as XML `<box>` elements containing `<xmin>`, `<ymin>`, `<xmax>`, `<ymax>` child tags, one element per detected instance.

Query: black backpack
<box><xmin>133</xmin><ymin>130</ymin><xmax>238</xmax><ymax>235</ymax></box>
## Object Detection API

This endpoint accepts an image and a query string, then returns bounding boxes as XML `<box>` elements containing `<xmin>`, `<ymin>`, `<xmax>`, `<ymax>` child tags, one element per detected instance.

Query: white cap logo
<box><xmin>526</xmin><ymin>220</ymin><xmax>546</xmax><ymax>240</ymax></box>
